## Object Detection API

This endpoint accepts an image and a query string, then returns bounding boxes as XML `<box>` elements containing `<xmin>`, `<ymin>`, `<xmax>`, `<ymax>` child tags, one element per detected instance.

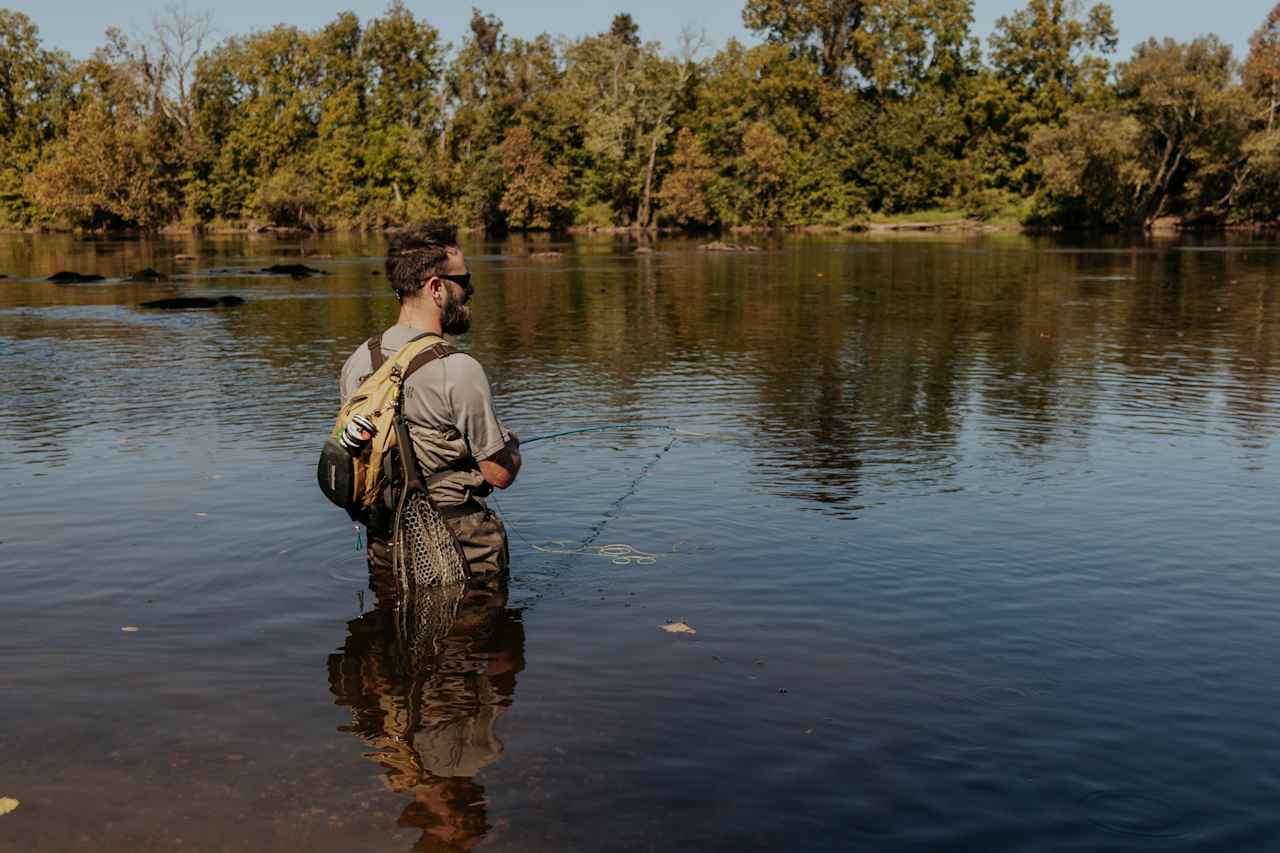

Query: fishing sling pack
<box><xmin>317</xmin><ymin>333</ymin><xmax>458</xmax><ymax>513</ymax></box>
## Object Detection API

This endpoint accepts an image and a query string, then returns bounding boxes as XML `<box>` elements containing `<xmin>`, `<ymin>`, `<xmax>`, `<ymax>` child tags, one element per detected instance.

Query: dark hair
<box><xmin>385</xmin><ymin>221</ymin><xmax>459</xmax><ymax>299</ymax></box>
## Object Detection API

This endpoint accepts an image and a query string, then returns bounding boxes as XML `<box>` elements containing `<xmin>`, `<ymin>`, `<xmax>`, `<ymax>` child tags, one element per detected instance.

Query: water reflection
<box><xmin>327</xmin><ymin>580</ymin><xmax>524</xmax><ymax>852</ymax></box>
<box><xmin>5</xmin><ymin>235</ymin><xmax>1280</xmax><ymax>512</ymax></box>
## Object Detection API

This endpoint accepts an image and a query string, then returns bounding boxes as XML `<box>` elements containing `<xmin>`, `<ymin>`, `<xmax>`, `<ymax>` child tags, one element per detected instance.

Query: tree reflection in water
<box><xmin>327</xmin><ymin>576</ymin><xmax>524</xmax><ymax>852</ymax></box>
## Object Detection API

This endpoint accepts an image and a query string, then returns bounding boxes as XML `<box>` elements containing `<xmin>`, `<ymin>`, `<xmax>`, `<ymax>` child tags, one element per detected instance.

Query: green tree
<box><xmin>1241</xmin><ymin>5</ymin><xmax>1280</xmax><ymax>219</ymax></box>
<box><xmin>742</xmin><ymin>0</ymin><xmax>975</xmax><ymax>94</ymax></box>
<box><xmin>976</xmin><ymin>0</ymin><xmax>1117</xmax><ymax>192</ymax></box>
<box><xmin>0</xmin><ymin>11</ymin><xmax>71</xmax><ymax>225</ymax></box>
<box><xmin>554</xmin><ymin>21</ymin><xmax>698</xmax><ymax>226</ymax></box>
<box><xmin>1030</xmin><ymin>36</ymin><xmax>1249</xmax><ymax>228</ymax></box>
<box><xmin>190</xmin><ymin>25</ymin><xmax>323</xmax><ymax>220</ymax></box>
<box><xmin>1247</xmin><ymin>5</ymin><xmax>1280</xmax><ymax>129</ymax></box>
<box><xmin>443</xmin><ymin>11</ymin><xmax>562</xmax><ymax>229</ymax></box>
<box><xmin>742</xmin><ymin>0</ymin><xmax>866</xmax><ymax>81</ymax></box>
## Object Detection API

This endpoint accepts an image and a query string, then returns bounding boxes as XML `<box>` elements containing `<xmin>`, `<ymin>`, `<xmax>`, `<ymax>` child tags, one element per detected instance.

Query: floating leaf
<box><xmin>0</xmin><ymin>798</ymin><xmax>18</xmax><ymax>816</ymax></box>
<box><xmin>662</xmin><ymin>622</ymin><xmax>696</xmax><ymax>635</ymax></box>
<box><xmin>193</xmin><ymin>512</ymin><xmax>209</xmax><ymax>518</ymax></box>
<box><xmin>121</xmin><ymin>626</ymin><xmax>139</xmax><ymax>633</ymax></box>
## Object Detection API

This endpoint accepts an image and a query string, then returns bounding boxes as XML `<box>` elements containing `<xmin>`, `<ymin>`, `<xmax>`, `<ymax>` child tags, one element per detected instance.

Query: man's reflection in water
<box><xmin>328</xmin><ymin>569</ymin><xmax>524</xmax><ymax>852</ymax></box>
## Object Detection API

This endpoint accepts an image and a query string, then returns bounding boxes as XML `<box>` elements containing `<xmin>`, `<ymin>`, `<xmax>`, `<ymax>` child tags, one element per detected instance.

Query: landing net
<box><xmin>392</xmin><ymin>487</ymin><xmax>470</xmax><ymax>599</ymax></box>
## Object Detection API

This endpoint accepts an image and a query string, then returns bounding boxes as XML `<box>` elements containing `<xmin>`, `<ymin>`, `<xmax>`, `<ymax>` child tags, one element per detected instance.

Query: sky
<box><xmin>8</xmin><ymin>0</ymin><xmax>1275</xmax><ymax>63</ymax></box>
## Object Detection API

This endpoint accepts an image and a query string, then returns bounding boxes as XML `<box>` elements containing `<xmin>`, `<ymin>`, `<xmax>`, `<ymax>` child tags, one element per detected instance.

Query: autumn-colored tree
<box><xmin>499</xmin><ymin>124</ymin><xmax>569</xmax><ymax>230</ymax></box>
<box><xmin>30</xmin><ymin>28</ymin><xmax>184</xmax><ymax>229</ymax></box>
<box><xmin>31</xmin><ymin>95</ymin><xmax>182</xmax><ymax>229</ymax></box>
<box><xmin>739</xmin><ymin>120</ymin><xmax>788</xmax><ymax>222</ymax></box>
<box><xmin>656</xmin><ymin>128</ymin><xmax>713</xmax><ymax>226</ymax></box>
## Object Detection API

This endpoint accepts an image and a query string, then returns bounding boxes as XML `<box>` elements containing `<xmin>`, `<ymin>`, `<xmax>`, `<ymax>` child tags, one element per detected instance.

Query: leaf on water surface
<box><xmin>662</xmin><ymin>622</ymin><xmax>697</xmax><ymax>635</ymax></box>
<box><xmin>0</xmin><ymin>798</ymin><xmax>18</xmax><ymax>816</ymax></box>
<box><xmin>121</xmin><ymin>626</ymin><xmax>139</xmax><ymax>633</ymax></box>
<box><xmin>193</xmin><ymin>512</ymin><xmax>209</xmax><ymax>517</ymax></box>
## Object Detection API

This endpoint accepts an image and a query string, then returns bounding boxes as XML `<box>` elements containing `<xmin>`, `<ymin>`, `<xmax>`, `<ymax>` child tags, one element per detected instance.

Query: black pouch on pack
<box><xmin>317</xmin><ymin>438</ymin><xmax>358</xmax><ymax>509</ymax></box>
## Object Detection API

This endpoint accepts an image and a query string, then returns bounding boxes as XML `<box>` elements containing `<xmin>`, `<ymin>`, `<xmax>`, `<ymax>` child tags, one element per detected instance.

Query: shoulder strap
<box><xmin>370</xmin><ymin>330</ymin><xmax>440</xmax><ymax>375</ymax></box>
<box><xmin>403</xmin><ymin>342</ymin><xmax>458</xmax><ymax>382</ymax></box>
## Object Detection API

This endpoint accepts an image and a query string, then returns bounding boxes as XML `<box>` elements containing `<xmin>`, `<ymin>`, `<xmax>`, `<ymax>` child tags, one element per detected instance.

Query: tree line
<box><xmin>3</xmin><ymin>0</ymin><xmax>1280</xmax><ymax>233</ymax></box>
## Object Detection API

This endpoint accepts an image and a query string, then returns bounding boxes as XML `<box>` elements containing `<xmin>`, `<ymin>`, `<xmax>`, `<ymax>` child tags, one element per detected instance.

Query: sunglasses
<box><xmin>434</xmin><ymin>272</ymin><xmax>472</xmax><ymax>291</ymax></box>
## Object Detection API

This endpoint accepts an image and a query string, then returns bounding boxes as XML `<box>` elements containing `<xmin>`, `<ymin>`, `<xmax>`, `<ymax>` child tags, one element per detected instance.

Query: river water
<box><xmin>2</xmin><ymin>232</ymin><xmax>1279</xmax><ymax>852</ymax></box>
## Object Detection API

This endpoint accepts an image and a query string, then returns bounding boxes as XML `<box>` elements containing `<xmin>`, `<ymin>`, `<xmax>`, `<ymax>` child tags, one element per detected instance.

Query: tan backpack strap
<box><xmin>403</xmin><ymin>342</ymin><xmax>458</xmax><ymax>381</ymax></box>
<box><xmin>367</xmin><ymin>334</ymin><xmax>385</xmax><ymax>372</ymax></box>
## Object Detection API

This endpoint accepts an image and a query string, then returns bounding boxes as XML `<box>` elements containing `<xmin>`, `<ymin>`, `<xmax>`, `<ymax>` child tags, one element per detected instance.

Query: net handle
<box><xmin>393</xmin><ymin>401</ymin><xmax>426</xmax><ymax>494</ymax></box>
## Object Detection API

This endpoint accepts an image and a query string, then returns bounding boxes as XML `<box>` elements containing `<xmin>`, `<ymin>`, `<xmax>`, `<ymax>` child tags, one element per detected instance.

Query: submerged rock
<box><xmin>260</xmin><ymin>263</ymin><xmax>325</xmax><ymax>278</ymax></box>
<box><xmin>128</xmin><ymin>268</ymin><xmax>167</xmax><ymax>281</ymax></box>
<box><xmin>250</xmin><ymin>224</ymin><xmax>310</xmax><ymax>237</ymax></box>
<box><xmin>140</xmin><ymin>295</ymin><xmax>245</xmax><ymax>309</ymax></box>
<box><xmin>48</xmin><ymin>271</ymin><xmax>105</xmax><ymax>283</ymax></box>
<box><xmin>700</xmin><ymin>242</ymin><xmax>760</xmax><ymax>253</ymax></box>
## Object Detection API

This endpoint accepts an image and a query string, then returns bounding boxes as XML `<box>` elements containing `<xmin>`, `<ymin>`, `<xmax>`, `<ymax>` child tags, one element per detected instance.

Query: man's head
<box><xmin>386</xmin><ymin>221</ymin><xmax>474</xmax><ymax>335</ymax></box>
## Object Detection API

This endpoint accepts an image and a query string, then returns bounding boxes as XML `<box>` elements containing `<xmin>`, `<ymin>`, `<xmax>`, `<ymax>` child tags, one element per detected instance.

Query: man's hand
<box><xmin>479</xmin><ymin>433</ymin><xmax>522</xmax><ymax>490</ymax></box>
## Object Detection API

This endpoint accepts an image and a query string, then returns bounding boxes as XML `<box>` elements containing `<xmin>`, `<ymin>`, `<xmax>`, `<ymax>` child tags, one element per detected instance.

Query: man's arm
<box><xmin>444</xmin><ymin>354</ymin><xmax>520</xmax><ymax>489</ymax></box>
<box><xmin>479</xmin><ymin>433</ymin><xmax>522</xmax><ymax>490</ymax></box>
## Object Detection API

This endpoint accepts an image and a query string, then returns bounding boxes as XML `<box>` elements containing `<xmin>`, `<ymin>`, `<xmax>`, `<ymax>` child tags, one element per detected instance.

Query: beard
<box><xmin>441</xmin><ymin>288</ymin><xmax>472</xmax><ymax>335</ymax></box>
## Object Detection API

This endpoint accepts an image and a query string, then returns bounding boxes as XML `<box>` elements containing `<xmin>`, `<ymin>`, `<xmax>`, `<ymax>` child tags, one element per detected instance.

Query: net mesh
<box><xmin>392</xmin><ymin>487</ymin><xmax>470</xmax><ymax>599</ymax></box>
<box><xmin>397</xmin><ymin>570</ymin><xmax>466</xmax><ymax>669</ymax></box>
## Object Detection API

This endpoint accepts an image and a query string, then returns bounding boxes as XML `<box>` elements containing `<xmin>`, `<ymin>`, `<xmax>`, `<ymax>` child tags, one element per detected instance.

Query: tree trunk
<box><xmin>638</xmin><ymin>131</ymin><xmax>660</xmax><ymax>229</ymax></box>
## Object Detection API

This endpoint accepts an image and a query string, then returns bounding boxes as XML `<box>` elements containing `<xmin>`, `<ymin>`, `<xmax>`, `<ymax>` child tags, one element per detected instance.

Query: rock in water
<box><xmin>259</xmin><ymin>264</ymin><xmax>325</xmax><ymax>278</ymax></box>
<box><xmin>128</xmin><ymin>268</ymin><xmax>167</xmax><ymax>281</ymax></box>
<box><xmin>48</xmin><ymin>271</ymin><xmax>105</xmax><ymax>283</ymax></box>
<box><xmin>140</xmin><ymin>296</ymin><xmax>245</xmax><ymax>310</ymax></box>
<box><xmin>699</xmin><ymin>242</ymin><xmax>760</xmax><ymax>253</ymax></box>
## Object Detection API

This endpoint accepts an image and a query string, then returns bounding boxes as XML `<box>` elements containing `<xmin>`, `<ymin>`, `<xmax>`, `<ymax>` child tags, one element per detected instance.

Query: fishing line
<box><xmin>495</xmin><ymin>428</ymin><xmax>681</xmax><ymax>565</ymax></box>
<box><xmin>520</xmin><ymin>422</ymin><xmax>707</xmax><ymax>445</ymax></box>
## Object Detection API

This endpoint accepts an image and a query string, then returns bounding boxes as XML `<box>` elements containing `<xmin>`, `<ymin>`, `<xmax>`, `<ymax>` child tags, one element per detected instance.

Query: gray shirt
<box><xmin>340</xmin><ymin>324</ymin><xmax>511</xmax><ymax>506</ymax></box>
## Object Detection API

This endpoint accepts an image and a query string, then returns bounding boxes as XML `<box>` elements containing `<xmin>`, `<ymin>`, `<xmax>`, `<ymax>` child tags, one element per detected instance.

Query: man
<box><xmin>339</xmin><ymin>221</ymin><xmax>521</xmax><ymax>601</ymax></box>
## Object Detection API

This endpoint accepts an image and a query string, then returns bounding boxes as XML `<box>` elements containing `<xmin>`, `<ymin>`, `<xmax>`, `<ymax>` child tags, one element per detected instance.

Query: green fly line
<box><xmin>497</xmin><ymin>423</ymin><xmax>688</xmax><ymax>564</ymax></box>
<box><xmin>520</xmin><ymin>422</ymin><xmax>707</xmax><ymax>445</ymax></box>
